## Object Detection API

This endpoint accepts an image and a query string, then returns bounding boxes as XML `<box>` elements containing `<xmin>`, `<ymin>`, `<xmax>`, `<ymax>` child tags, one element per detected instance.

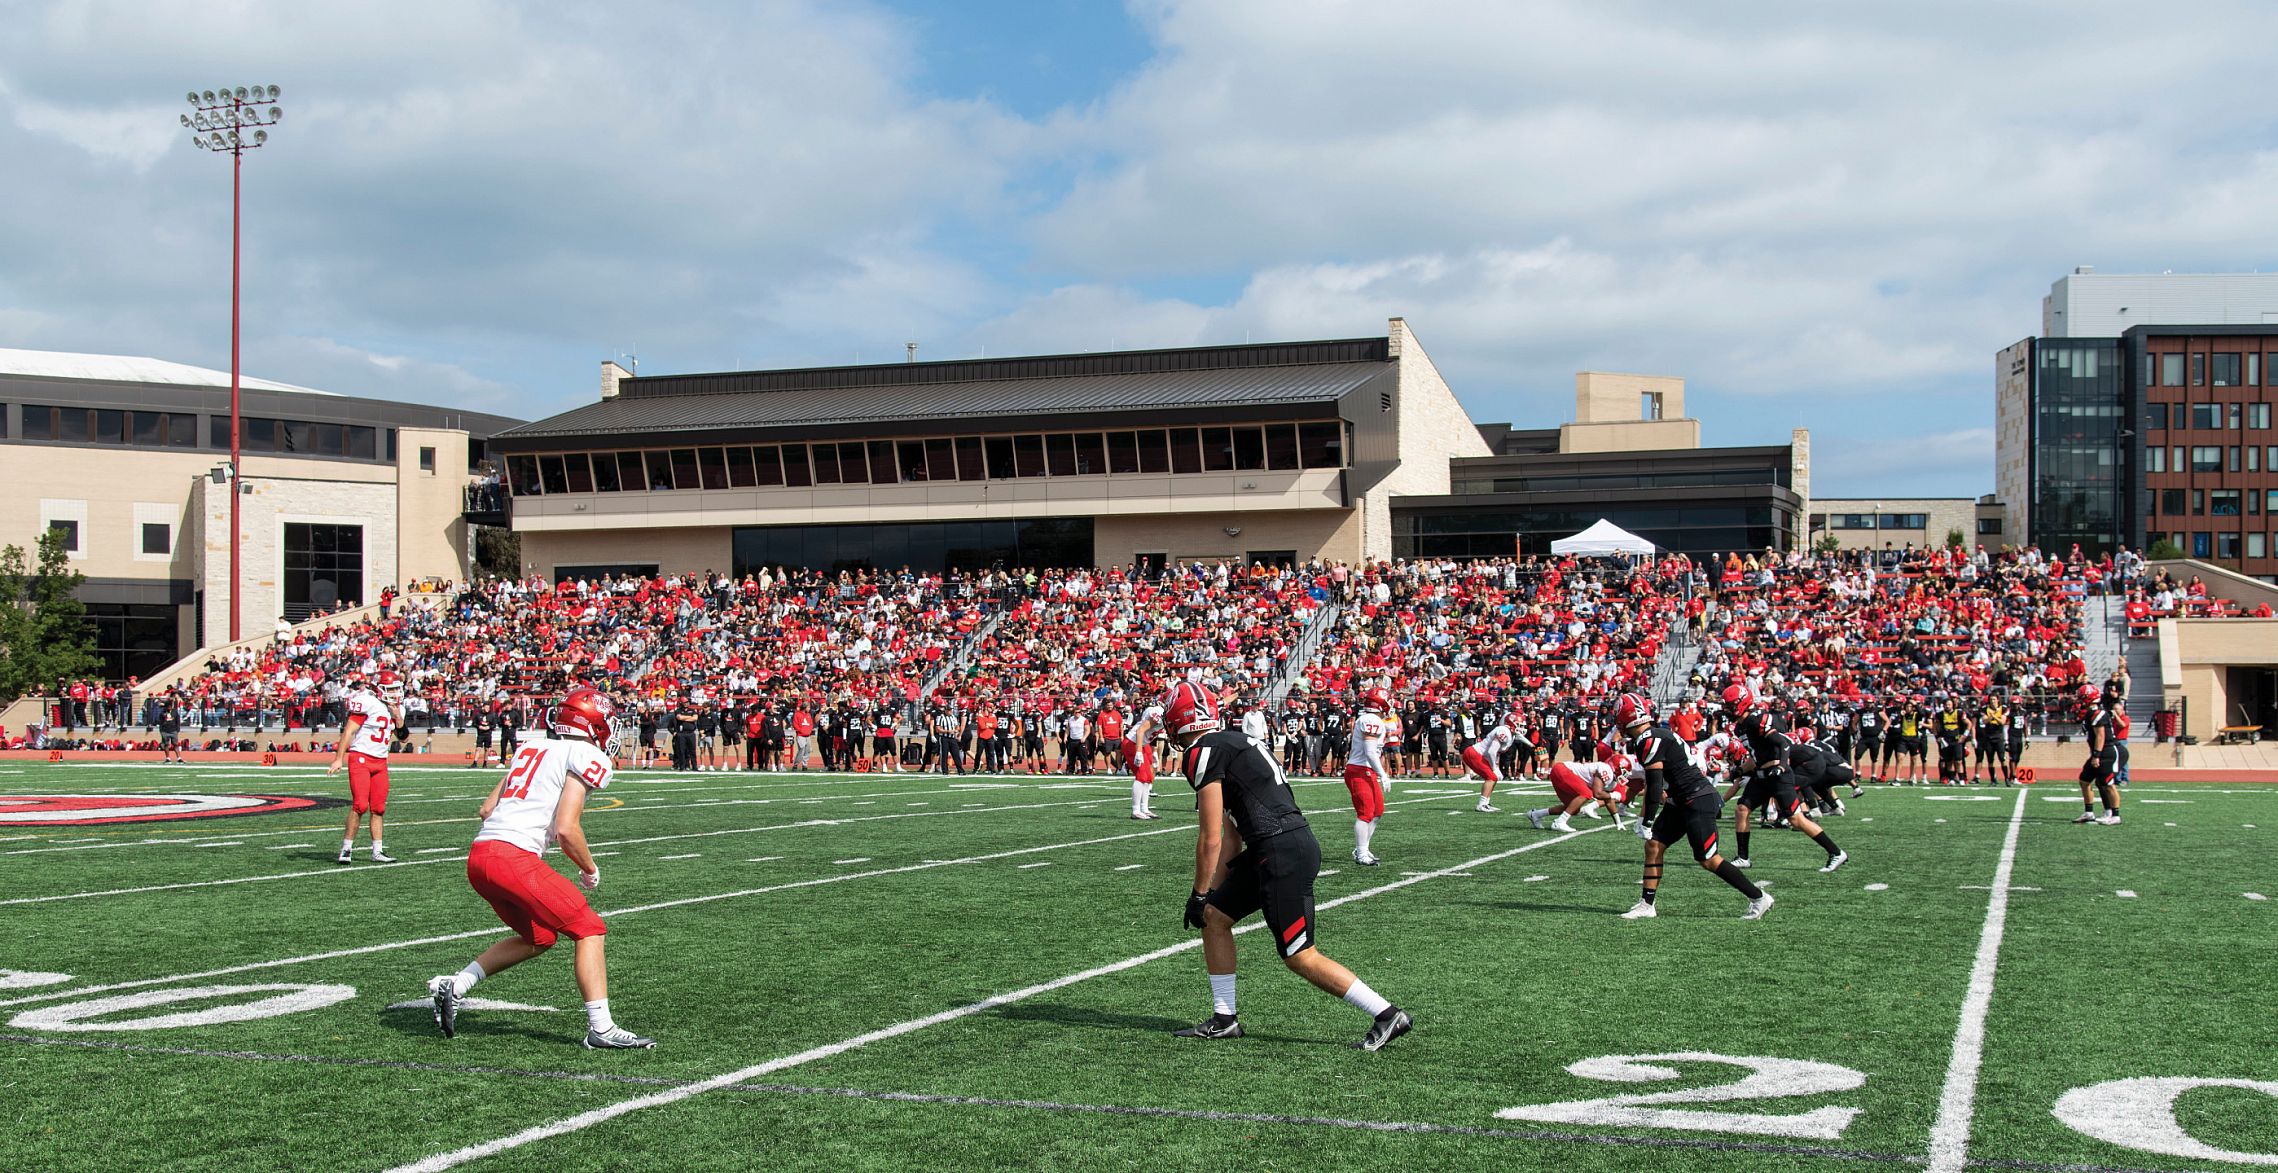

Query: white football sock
<box><xmin>340</xmin><ymin>838</ymin><xmax>354</xmax><ymax>853</ymax></box>
<box><xmin>585</xmin><ymin>998</ymin><xmax>615</xmax><ymax>1033</ymax></box>
<box><xmin>452</xmin><ymin>961</ymin><xmax>485</xmax><ymax>996</ymax></box>
<box><xmin>1342</xmin><ymin>979</ymin><xmax>1391</xmax><ymax>1017</ymax></box>
<box><xmin>1209</xmin><ymin>972</ymin><xmax>1237</xmax><ymax>1017</ymax></box>
<box><xmin>1354</xmin><ymin>818</ymin><xmax>1374</xmax><ymax>853</ymax></box>
<box><xmin>1132</xmin><ymin>780</ymin><xmax>1148</xmax><ymax>815</ymax></box>
<box><xmin>371</xmin><ymin>840</ymin><xmax>385</xmax><ymax>856</ymax></box>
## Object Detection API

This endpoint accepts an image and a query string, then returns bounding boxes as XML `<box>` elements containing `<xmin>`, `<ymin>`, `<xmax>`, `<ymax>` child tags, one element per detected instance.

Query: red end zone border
<box><xmin>0</xmin><ymin>795</ymin><xmax>340</xmax><ymax>827</ymax></box>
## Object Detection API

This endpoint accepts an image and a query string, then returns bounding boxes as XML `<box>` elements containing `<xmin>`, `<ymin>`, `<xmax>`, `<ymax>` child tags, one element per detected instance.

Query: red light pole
<box><xmin>182</xmin><ymin>85</ymin><xmax>282</xmax><ymax>642</ymax></box>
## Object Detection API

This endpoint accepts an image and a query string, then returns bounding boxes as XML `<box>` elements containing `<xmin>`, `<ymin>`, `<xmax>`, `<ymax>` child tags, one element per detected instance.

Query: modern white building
<box><xmin>2042</xmin><ymin>267</ymin><xmax>2278</xmax><ymax>338</ymax></box>
<box><xmin>0</xmin><ymin>348</ymin><xmax>521</xmax><ymax>679</ymax></box>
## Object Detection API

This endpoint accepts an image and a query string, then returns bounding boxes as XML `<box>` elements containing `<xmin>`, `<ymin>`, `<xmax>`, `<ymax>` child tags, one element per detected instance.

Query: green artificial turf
<box><xmin>0</xmin><ymin>761</ymin><xmax>2270</xmax><ymax>1172</ymax></box>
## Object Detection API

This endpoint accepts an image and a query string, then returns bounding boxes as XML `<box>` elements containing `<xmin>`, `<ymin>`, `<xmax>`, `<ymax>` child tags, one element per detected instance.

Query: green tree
<box><xmin>474</xmin><ymin>525</ymin><xmax>521</xmax><ymax>579</ymax></box>
<box><xmin>0</xmin><ymin>529</ymin><xmax>100</xmax><ymax>702</ymax></box>
<box><xmin>1945</xmin><ymin>527</ymin><xmax>1967</xmax><ymax>549</ymax></box>
<box><xmin>1813</xmin><ymin>534</ymin><xmax>1843</xmax><ymax>554</ymax></box>
<box><xmin>2146</xmin><ymin>538</ymin><xmax>2185</xmax><ymax>561</ymax></box>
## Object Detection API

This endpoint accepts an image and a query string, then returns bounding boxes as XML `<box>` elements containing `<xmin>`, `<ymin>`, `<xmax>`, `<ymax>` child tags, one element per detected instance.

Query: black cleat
<box><xmin>1173</xmin><ymin>1013</ymin><xmax>1244</xmax><ymax>1040</ymax></box>
<box><xmin>1358</xmin><ymin>1006</ymin><xmax>1412</xmax><ymax>1052</ymax></box>
<box><xmin>427</xmin><ymin>976</ymin><xmax>460</xmax><ymax>1038</ymax></box>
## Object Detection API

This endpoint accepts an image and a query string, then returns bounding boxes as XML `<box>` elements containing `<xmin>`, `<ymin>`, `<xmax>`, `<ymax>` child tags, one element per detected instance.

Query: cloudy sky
<box><xmin>5</xmin><ymin>0</ymin><xmax>2277</xmax><ymax>496</ymax></box>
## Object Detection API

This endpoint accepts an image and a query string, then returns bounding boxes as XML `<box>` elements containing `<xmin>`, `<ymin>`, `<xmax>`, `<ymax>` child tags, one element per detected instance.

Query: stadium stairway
<box><xmin>918</xmin><ymin>608</ymin><xmax>1004</xmax><ymax>696</ymax></box>
<box><xmin>2079</xmin><ymin>593</ymin><xmax>2163</xmax><ymax>743</ymax></box>
<box><xmin>1262</xmin><ymin>598</ymin><xmax>1343</xmax><ymax>711</ymax></box>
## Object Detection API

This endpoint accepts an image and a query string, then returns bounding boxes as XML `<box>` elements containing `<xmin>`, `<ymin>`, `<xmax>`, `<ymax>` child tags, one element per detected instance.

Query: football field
<box><xmin>0</xmin><ymin>760</ymin><xmax>2272</xmax><ymax>1172</ymax></box>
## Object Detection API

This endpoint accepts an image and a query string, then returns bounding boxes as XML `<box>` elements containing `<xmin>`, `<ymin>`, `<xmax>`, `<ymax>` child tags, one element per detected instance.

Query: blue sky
<box><xmin>5</xmin><ymin>0</ymin><xmax>2278</xmax><ymax>497</ymax></box>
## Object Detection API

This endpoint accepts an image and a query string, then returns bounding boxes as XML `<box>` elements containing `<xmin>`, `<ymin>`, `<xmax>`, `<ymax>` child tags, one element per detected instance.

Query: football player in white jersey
<box><xmin>327</xmin><ymin>670</ymin><xmax>404</xmax><ymax>864</ymax></box>
<box><xmin>1462</xmin><ymin>712</ymin><xmax>1521</xmax><ymax>813</ymax></box>
<box><xmin>1526</xmin><ymin>745</ymin><xmax>1636</xmax><ymax>833</ymax></box>
<box><xmin>1342</xmin><ymin>686</ymin><xmax>1393</xmax><ymax>866</ymax></box>
<box><xmin>426</xmin><ymin>688</ymin><xmax>654</xmax><ymax>1049</ymax></box>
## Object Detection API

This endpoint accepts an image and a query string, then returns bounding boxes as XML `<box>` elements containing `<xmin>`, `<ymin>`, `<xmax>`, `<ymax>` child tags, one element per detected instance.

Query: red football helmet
<box><xmin>1721</xmin><ymin>684</ymin><xmax>1754</xmax><ymax>717</ymax></box>
<box><xmin>552</xmin><ymin>688</ymin><xmax>618</xmax><ymax>743</ymax></box>
<box><xmin>1362</xmin><ymin>686</ymin><xmax>1391</xmax><ymax>712</ymax></box>
<box><xmin>1161</xmin><ymin>680</ymin><xmax>1223</xmax><ymax>738</ymax></box>
<box><xmin>1503</xmin><ymin>710</ymin><xmax>1522</xmax><ymax>731</ymax></box>
<box><xmin>1614</xmin><ymin>691</ymin><xmax>1653</xmax><ymax>729</ymax></box>
<box><xmin>1595</xmin><ymin>739</ymin><xmax>1616</xmax><ymax>762</ymax></box>
<box><xmin>373</xmin><ymin>670</ymin><xmax>405</xmax><ymax>703</ymax></box>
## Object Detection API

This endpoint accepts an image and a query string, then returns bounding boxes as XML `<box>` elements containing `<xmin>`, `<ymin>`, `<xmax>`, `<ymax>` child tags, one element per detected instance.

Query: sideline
<box><xmin>1924</xmin><ymin>787</ymin><xmax>2030</xmax><ymax>1173</ymax></box>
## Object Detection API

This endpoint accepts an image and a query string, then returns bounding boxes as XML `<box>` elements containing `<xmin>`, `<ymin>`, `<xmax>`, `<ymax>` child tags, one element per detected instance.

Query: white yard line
<box><xmin>1925</xmin><ymin>787</ymin><xmax>2030</xmax><ymax>1173</ymax></box>
<box><xmin>0</xmin><ymin>796</ymin><xmax>1124</xmax><ymax>907</ymax></box>
<box><xmin>385</xmin><ymin>824</ymin><xmax>1610</xmax><ymax>1173</ymax></box>
<box><xmin>0</xmin><ymin>823</ymin><xmax>1199</xmax><ymax>1010</ymax></box>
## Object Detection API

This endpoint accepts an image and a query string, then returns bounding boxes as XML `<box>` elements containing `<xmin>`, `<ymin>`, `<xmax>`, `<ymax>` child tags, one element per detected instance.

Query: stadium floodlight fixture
<box><xmin>175</xmin><ymin>82</ymin><xmax>284</xmax><ymax>643</ymax></box>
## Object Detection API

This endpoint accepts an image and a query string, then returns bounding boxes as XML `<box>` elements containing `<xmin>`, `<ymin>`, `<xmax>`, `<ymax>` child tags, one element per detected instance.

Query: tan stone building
<box><xmin>0</xmin><ymin>349</ymin><xmax>521</xmax><ymax>678</ymax></box>
<box><xmin>493</xmin><ymin>319</ymin><xmax>1488</xmax><ymax>577</ymax></box>
<box><xmin>1808</xmin><ymin>495</ymin><xmax>2010</xmax><ymax>552</ymax></box>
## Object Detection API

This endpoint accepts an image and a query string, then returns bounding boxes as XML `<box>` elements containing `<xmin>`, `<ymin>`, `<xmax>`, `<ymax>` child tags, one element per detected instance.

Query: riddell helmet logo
<box><xmin>0</xmin><ymin>794</ymin><xmax>335</xmax><ymax>827</ymax></box>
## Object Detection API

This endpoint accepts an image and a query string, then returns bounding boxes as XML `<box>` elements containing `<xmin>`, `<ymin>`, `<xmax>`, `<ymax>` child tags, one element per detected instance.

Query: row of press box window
<box><xmin>7</xmin><ymin>403</ymin><xmax>402</xmax><ymax>461</ymax></box>
<box><xmin>505</xmin><ymin>421</ymin><xmax>1350</xmax><ymax>496</ymax></box>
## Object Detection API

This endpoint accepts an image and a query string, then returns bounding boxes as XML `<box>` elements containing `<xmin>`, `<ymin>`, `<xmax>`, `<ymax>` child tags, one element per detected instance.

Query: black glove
<box><xmin>1184</xmin><ymin>890</ymin><xmax>1211</xmax><ymax>930</ymax></box>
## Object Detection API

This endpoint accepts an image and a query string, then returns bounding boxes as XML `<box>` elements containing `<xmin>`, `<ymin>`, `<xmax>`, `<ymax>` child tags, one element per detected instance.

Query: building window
<box><xmin>2253</xmin><ymin>532</ymin><xmax>2268</xmax><ymax>559</ymax></box>
<box><xmin>2253</xmin><ymin>490</ymin><xmax>2262</xmax><ymax>516</ymax></box>
<box><xmin>47</xmin><ymin>519</ymin><xmax>79</xmax><ymax>552</ymax></box>
<box><xmin>2253</xmin><ymin>447</ymin><xmax>2263</xmax><ymax>473</ymax></box>
<box><xmin>1977</xmin><ymin>517</ymin><xmax>2002</xmax><ymax>535</ymax></box>
<box><xmin>2192</xmin><ymin>354</ymin><xmax>2206</xmax><ymax>386</ymax></box>
<box><xmin>2192</xmin><ymin>404</ymin><xmax>2220</xmax><ymax>429</ymax></box>
<box><xmin>418</xmin><ymin>446</ymin><xmax>436</xmax><ymax>472</ymax></box>
<box><xmin>2219</xmin><ymin>532</ymin><xmax>2242</xmax><ymax>559</ymax></box>
<box><xmin>2147</xmin><ymin>447</ymin><xmax>2167</xmax><ymax>473</ymax></box>
<box><xmin>2232</xmin><ymin>446</ymin><xmax>2243</xmax><ymax>472</ymax></box>
<box><xmin>282</xmin><ymin>522</ymin><xmax>364</xmax><ymax>622</ymax></box>
<box><xmin>2194</xmin><ymin>531</ymin><xmax>2212</xmax><ymax>557</ymax></box>
<box><xmin>140</xmin><ymin>523</ymin><xmax>170</xmax><ymax>555</ymax></box>
<box><xmin>2214</xmin><ymin>354</ymin><xmax>2243</xmax><ymax>387</ymax></box>
<box><xmin>2162</xmin><ymin>489</ymin><xmax>2187</xmax><ymax>516</ymax></box>
<box><xmin>2268</xmin><ymin>353</ymin><xmax>2278</xmax><ymax>385</ymax></box>
<box><xmin>2252</xmin><ymin>354</ymin><xmax>2262</xmax><ymax>387</ymax></box>
<box><xmin>2232</xmin><ymin>403</ymin><xmax>2243</xmax><ymax>430</ymax></box>
<box><xmin>2192</xmin><ymin>446</ymin><xmax>2222</xmax><ymax>472</ymax></box>
<box><xmin>2255</xmin><ymin>404</ymin><xmax>2274</xmax><ymax>430</ymax></box>
<box><xmin>2175</xmin><ymin>446</ymin><xmax>2185</xmax><ymax>472</ymax></box>
<box><xmin>1880</xmin><ymin>513</ymin><xmax>1928</xmax><ymax>530</ymax></box>
<box><xmin>2145</xmin><ymin>403</ymin><xmax>2168</xmax><ymax>431</ymax></box>
<box><xmin>2163</xmin><ymin>353</ymin><xmax>2186</xmax><ymax>387</ymax></box>
<box><xmin>2212</xmin><ymin>490</ymin><xmax>2242</xmax><ymax>516</ymax></box>
<box><xmin>1830</xmin><ymin>514</ymin><xmax>1877</xmax><ymax>529</ymax></box>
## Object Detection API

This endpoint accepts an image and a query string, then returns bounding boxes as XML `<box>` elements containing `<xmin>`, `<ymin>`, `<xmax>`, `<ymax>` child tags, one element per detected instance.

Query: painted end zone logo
<box><xmin>0</xmin><ymin>794</ymin><xmax>335</xmax><ymax>826</ymax></box>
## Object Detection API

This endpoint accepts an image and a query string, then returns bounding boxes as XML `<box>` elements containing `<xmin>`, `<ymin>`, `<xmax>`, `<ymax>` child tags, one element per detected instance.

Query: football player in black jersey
<box><xmin>1155</xmin><ymin>681</ymin><xmax>1413</xmax><ymax>1051</ymax></box>
<box><xmin>1614</xmin><ymin>692</ymin><xmax>1774</xmax><ymax>921</ymax></box>
<box><xmin>2073</xmin><ymin>684</ymin><xmax>2122</xmax><ymax>825</ymax></box>
<box><xmin>1721</xmin><ymin>686</ymin><xmax>1849</xmax><ymax>873</ymax></box>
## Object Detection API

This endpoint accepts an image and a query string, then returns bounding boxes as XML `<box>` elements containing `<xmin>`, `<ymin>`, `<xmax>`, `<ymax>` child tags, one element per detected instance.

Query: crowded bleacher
<box><xmin>10</xmin><ymin>542</ymin><xmax>2172</xmax><ymax>766</ymax></box>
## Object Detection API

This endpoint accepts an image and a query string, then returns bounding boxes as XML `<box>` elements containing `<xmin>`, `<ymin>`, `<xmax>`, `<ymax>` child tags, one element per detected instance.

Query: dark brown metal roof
<box><xmin>499</xmin><ymin>346</ymin><xmax>1391</xmax><ymax>443</ymax></box>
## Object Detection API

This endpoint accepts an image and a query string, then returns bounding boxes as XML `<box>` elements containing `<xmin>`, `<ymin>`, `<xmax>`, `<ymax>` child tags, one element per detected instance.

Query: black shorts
<box><xmin>2080</xmin><ymin>752</ymin><xmax>2116</xmax><ymax>784</ymax></box>
<box><xmin>1741</xmin><ymin>769</ymin><xmax>1806</xmax><ymax>817</ymax></box>
<box><xmin>1821</xmin><ymin>763</ymin><xmax>1856</xmax><ymax>788</ymax></box>
<box><xmin>2005</xmin><ymin>739</ymin><xmax>2023</xmax><ymax>763</ymax></box>
<box><xmin>1976</xmin><ymin>739</ymin><xmax>2002</xmax><ymax>763</ymax></box>
<box><xmin>1205</xmin><ymin>829</ymin><xmax>1322</xmax><ymax>958</ymax></box>
<box><xmin>1651</xmin><ymin>792</ymin><xmax>1726</xmax><ymax>861</ymax></box>
<box><xmin>1939</xmin><ymin>738</ymin><xmax>1967</xmax><ymax>762</ymax></box>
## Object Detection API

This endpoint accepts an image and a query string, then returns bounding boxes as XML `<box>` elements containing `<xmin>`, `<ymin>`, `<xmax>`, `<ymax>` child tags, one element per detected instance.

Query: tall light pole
<box><xmin>180</xmin><ymin>85</ymin><xmax>282</xmax><ymax>642</ymax></box>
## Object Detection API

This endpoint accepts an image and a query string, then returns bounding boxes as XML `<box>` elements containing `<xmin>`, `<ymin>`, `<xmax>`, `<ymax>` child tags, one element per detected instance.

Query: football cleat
<box><xmin>336</xmin><ymin>848</ymin><xmax>353</xmax><ymax>866</ymax></box>
<box><xmin>1352</xmin><ymin>849</ymin><xmax>1381</xmax><ymax>867</ymax></box>
<box><xmin>427</xmin><ymin>976</ymin><xmax>461</xmax><ymax>1038</ymax></box>
<box><xmin>1173</xmin><ymin>1014</ymin><xmax>1244</xmax><ymax>1040</ymax></box>
<box><xmin>1743</xmin><ymin>893</ymin><xmax>1776</xmax><ymax>921</ymax></box>
<box><xmin>2097</xmin><ymin>813</ymin><xmax>2122</xmax><ymax>825</ymax></box>
<box><xmin>370</xmin><ymin>849</ymin><xmax>397</xmax><ymax>864</ymax></box>
<box><xmin>1731</xmin><ymin>857</ymin><xmax>1751</xmax><ymax>869</ymax></box>
<box><xmin>1620</xmin><ymin>899</ymin><xmax>1658</xmax><ymax>919</ymax></box>
<box><xmin>2072</xmin><ymin>811</ymin><xmax>2099</xmax><ymax>824</ymax></box>
<box><xmin>1580</xmin><ymin>802</ymin><xmax>1604</xmax><ymax>820</ymax></box>
<box><xmin>1820</xmin><ymin>850</ymin><xmax>1849</xmax><ymax>874</ymax></box>
<box><xmin>1475</xmin><ymin>802</ymin><xmax>1499</xmax><ymax>813</ymax></box>
<box><xmin>1525</xmin><ymin>810</ymin><xmax>1544</xmax><ymax>830</ymax></box>
<box><xmin>583</xmin><ymin>1026</ymin><xmax>656</xmax><ymax>1049</ymax></box>
<box><xmin>1357</xmin><ymin>1007</ymin><xmax>1413</xmax><ymax>1052</ymax></box>
<box><xmin>1551</xmin><ymin>816</ymin><xmax>1574</xmax><ymax>833</ymax></box>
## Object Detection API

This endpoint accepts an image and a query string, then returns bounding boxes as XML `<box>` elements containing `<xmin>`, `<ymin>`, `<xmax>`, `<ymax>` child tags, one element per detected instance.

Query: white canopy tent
<box><xmin>1548</xmin><ymin>518</ymin><xmax>1656</xmax><ymax>557</ymax></box>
